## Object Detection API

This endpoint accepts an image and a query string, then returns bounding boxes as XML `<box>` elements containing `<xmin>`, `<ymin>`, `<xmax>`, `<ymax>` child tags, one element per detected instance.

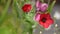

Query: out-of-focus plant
<box><xmin>0</xmin><ymin>0</ymin><xmax>56</xmax><ymax>34</ymax></box>
<box><xmin>0</xmin><ymin>0</ymin><xmax>11</xmax><ymax>26</ymax></box>
<box><xmin>13</xmin><ymin>0</ymin><xmax>56</xmax><ymax>34</ymax></box>
<box><xmin>0</xmin><ymin>0</ymin><xmax>17</xmax><ymax>34</ymax></box>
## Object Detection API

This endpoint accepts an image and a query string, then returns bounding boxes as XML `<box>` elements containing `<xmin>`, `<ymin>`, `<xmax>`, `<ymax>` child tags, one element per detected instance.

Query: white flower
<box><xmin>54</xmin><ymin>11</ymin><xmax>60</xmax><ymax>20</ymax></box>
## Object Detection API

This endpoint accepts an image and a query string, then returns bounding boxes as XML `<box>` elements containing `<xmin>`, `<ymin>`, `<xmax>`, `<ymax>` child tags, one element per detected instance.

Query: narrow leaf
<box><xmin>40</xmin><ymin>0</ymin><xmax>44</xmax><ymax>3</ymax></box>
<box><xmin>48</xmin><ymin>0</ymin><xmax>56</xmax><ymax>12</ymax></box>
<box><xmin>48</xmin><ymin>0</ymin><xmax>50</xmax><ymax>6</ymax></box>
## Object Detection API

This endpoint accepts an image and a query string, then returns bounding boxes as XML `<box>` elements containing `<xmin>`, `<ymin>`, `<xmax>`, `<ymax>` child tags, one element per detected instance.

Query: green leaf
<box><xmin>24</xmin><ymin>0</ymin><xmax>30</xmax><ymax>2</ymax></box>
<box><xmin>48</xmin><ymin>0</ymin><xmax>56</xmax><ymax>12</ymax></box>
<box><xmin>14</xmin><ymin>0</ymin><xmax>25</xmax><ymax>19</ymax></box>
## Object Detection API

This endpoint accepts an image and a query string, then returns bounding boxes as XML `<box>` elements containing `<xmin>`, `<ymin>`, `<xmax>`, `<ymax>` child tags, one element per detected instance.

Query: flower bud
<box><xmin>40</xmin><ymin>3</ymin><xmax>48</xmax><ymax>12</ymax></box>
<box><xmin>22</xmin><ymin>4</ymin><xmax>32</xmax><ymax>12</ymax></box>
<box><xmin>36</xmin><ymin>0</ymin><xmax>41</xmax><ymax>11</ymax></box>
<box><xmin>33</xmin><ymin>13</ymin><xmax>40</xmax><ymax>22</ymax></box>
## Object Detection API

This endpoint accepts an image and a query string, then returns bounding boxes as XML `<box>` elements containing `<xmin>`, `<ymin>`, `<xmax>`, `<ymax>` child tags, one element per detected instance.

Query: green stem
<box><xmin>48</xmin><ymin>0</ymin><xmax>56</xmax><ymax>12</ymax></box>
<box><xmin>40</xmin><ymin>0</ymin><xmax>44</xmax><ymax>3</ymax></box>
<box><xmin>0</xmin><ymin>0</ymin><xmax>11</xmax><ymax>26</ymax></box>
<box><xmin>29</xmin><ymin>26</ymin><xmax>33</xmax><ymax>34</ymax></box>
<box><xmin>48</xmin><ymin>0</ymin><xmax>50</xmax><ymax>6</ymax></box>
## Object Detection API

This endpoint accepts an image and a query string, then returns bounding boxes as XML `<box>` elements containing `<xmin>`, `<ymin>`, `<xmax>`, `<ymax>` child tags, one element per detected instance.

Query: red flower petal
<box><xmin>46</xmin><ymin>13</ymin><xmax>51</xmax><ymax>18</ymax></box>
<box><xmin>40</xmin><ymin>13</ymin><xmax>52</xmax><ymax>22</ymax></box>
<box><xmin>39</xmin><ymin>20</ymin><xmax>50</xmax><ymax>28</ymax></box>
<box><xmin>43</xmin><ymin>23</ymin><xmax>49</xmax><ymax>28</ymax></box>
<box><xmin>39</xmin><ymin>21</ymin><xmax>44</xmax><ymax>26</ymax></box>
<box><xmin>46</xmin><ymin>19</ymin><xmax>54</xmax><ymax>25</ymax></box>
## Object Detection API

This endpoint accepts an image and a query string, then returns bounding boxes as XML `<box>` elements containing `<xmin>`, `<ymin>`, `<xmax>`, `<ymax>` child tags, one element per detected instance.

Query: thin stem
<box><xmin>48</xmin><ymin>0</ymin><xmax>56</xmax><ymax>12</ymax></box>
<box><xmin>40</xmin><ymin>0</ymin><xmax>44</xmax><ymax>3</ymax></box>
<box><xmin>29</xmin><ymin>28</ymin><xmax>33</xmax><ymax>34</ymax></box>
<box><xmin>48</xmin><ymin>0</ymin><xmax>50</xmax><ymax>6</ymax></box>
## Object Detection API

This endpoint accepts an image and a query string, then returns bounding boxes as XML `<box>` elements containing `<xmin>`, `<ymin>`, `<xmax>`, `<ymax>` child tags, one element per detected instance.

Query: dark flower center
<box><xmin>41</xmin><ymin>18</ymin><xmax>47</xmax><ymax>23</ymax></box>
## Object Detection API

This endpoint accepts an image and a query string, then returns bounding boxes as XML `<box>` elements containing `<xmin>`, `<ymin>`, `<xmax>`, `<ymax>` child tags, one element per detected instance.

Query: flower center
<box><xmin>41</xmin><ymin>18</ymin><xmax>46</xmax><ymax>23</ymax></box>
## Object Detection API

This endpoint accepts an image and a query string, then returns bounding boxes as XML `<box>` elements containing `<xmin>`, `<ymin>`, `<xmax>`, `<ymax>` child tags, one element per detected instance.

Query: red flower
<box><xmin>39</xmin><ymin>13</ymin><xmax>54</xmax><ymax>28</ymax></box>
<box><xmin>22</xmin><ymin>4</ymin><xmax>32</xmax><ymax>12</ymax></box>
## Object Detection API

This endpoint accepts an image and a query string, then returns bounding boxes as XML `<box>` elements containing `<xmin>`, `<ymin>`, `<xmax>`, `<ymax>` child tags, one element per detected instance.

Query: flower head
<box><xmin>39</xmin><ymin>13</ymin><xmax>54</xmax><ymax>28</ymax></box>
<box><xmin>36</xmin><ymin>0</ymin><xmax>48</xmax><ymax>12</ymax></box>
<box><xmin>22</xmin><ymin>4</ymin><xmax>32</xmax><ymax>12</ymax></box>
<box><xmin>36</xmin><ymin>0</ymin><xmax>41</xmax><ymax>11</ymax></box>
<box><xmin>40</xmin><ymin>3</ymin><xmax>48</xmax><ymax>12</ymax></box>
